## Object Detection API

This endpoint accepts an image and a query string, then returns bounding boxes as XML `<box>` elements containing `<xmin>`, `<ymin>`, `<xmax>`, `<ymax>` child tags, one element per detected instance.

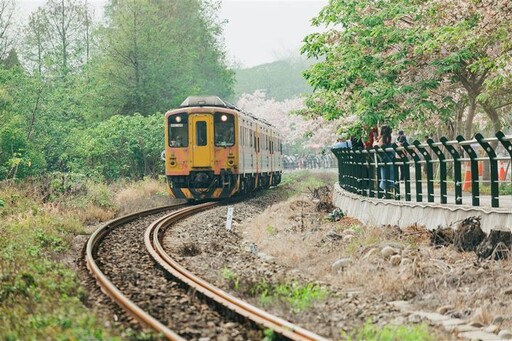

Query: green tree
<box><xmin>0</xmin><ymin>0</ymin><xmax>15</xmax><ymax>60</ymax></box>
<box><xmin>69</xmin><ymin>114</ymin><xmax>164</xmax><ymax>179</ymax></box>
<box><xmin>301</xmin><ymin>0</ymin><xmax>512</xmax><ymax>137</ymax></box>
<box><xmin>301</xmin><ymin>0</ymin><xmax>427</xmax><ymax>133</ymax></box>
<box><xmin>92</xmin><ymin>0</ymin><xmax>233</xmax><ymax>116</ymax></box>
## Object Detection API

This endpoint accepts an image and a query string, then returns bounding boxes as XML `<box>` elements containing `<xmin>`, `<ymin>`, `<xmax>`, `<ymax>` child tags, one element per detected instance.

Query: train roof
<box><xmin>180</xmin><ymin>96</ymin><xmax>237</xmax><ymax>109</ymax></box>
<box><xmin>178</xmin><ymin>95</ymin><xmax>275</xmax><ymax>129</ymax></box>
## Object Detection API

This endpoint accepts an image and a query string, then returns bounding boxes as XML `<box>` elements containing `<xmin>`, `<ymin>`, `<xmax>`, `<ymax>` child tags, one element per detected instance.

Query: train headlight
<box><xmin>221</xmin><ymin>114</ymin><xmax>227</xmax><ymax>122</ymax></box>
<box><xmin>228</xmin><ymin>159</ymin><xmax>234</xmax><ymax>166</ymax></box>
<box><xmin>175</xmin><ymin>116</ymin><xmax>182</xmax><ymax>123</ymax></box>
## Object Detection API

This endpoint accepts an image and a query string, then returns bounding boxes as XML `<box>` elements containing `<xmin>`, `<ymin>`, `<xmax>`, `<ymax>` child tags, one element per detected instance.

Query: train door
<box><xmin>191</xmin><ymin>114</ymin><xmax>213</xmax><ymax>167</ymax></box>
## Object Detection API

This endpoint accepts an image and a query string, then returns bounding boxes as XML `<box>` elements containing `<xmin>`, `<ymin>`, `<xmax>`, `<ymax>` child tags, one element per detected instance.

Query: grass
<box><xmin>281</xmin><ymin>170</ymin><xmax>337</xmax><ymax>196</ymax></box>
<box><xmin>0</xmin><ymin>176</ymin><xmax>170</xmax><ymax>340</ymax></box>
<box><xmin>222</xmin><ymin>267</ymin><xmax>240</xmax><ymax>290</ymax></box>
<box><xmin>345</xmin><ymin>321</ymin><xmax>435</xmax><ymax>341</ymax></box>
<box><xmin>252</xmin><ymin>279</ymin><xmax>328</xmax><ymax>312</ymax></box>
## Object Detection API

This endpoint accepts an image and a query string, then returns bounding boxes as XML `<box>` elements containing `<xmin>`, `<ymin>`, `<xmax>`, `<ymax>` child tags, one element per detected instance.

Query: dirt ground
<box><xmin>164</xmin><ymin>182</ymin><xmax>512</xmax><ymax>340</ymax></box>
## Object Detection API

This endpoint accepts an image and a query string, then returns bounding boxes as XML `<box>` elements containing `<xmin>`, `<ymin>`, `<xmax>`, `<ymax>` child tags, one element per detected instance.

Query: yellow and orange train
<box><xmin>164</xmin><ymin>96</ymin><xmax>283</xmax><ymax>201</ymax></box>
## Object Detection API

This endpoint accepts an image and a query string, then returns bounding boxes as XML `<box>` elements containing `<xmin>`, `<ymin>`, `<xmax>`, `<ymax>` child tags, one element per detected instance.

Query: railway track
<box><xmin>85</xmin><ymin>201</ymin><xmax>327</xmax><ymax>340</ymax></box>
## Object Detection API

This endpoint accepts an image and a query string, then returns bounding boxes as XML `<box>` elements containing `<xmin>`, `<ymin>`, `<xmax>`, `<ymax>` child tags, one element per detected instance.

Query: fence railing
<box><xmin>331</xmin><ymin>131</ymin><xmax>512</xmax><ymax>208</ymax></box>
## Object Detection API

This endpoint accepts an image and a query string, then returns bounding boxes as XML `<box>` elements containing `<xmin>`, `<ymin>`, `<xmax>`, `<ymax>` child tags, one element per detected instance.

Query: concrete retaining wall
<box><xmin>333</xmin><ymin>183</ymin><xmax>512</xmax><ymax>233</ymax></box>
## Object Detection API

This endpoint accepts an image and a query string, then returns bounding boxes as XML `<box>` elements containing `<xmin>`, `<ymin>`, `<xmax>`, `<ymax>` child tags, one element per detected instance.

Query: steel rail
<box><xmin>145</xmin><ymin>202</ymin><xmax>329</xmax><ymax>341</ymax></box>
<box><xmin>85</xmin><ymin>203</ymin><xmax>188</xmax><ymax>341</ymax></box>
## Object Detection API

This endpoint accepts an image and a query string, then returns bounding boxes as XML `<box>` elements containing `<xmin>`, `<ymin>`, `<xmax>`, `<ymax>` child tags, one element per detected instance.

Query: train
<box><xmin>164</xmin><ymin>96</ymin><xmax>283</xmax><ymax>201</ymax></box>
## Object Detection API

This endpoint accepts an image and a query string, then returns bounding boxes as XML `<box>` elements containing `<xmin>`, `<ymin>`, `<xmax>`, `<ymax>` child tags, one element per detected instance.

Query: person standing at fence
<box><xmin>332</xmin><ymin>133</ymin><xmax>352</xmax><ymax>149</ymax></box>
<box><xmin>396</xmin><ymin>130</ymin><xmax>407</xmax><ymax>180</ymax></box>
<box><xmin>397</xmin><ymin>130</ymin><xmax>407</xmax><ymax>146</ymax></box>
<box><xmin>374</xmin><ymin>125</ymin><xmax>395</xmax><ymax>192</ymax></box>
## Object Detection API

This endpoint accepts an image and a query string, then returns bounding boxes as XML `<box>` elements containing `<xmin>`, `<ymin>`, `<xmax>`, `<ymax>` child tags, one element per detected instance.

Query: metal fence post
<box><xmin>475</xmin><ymin>133</ymin><xmax>499</xmax><ymax>207</ymax></box>
<box><xmin>404</xmin><ymin>142</ymin><xmax>423</xmax><ymax>202</ymax></box>
<box><xmin>427</xmin><ymin>139</ymin><xmax>447</xmax><ymax>204</ymax></box>
<box><xmin>457</xmin><ymin>135</ymin><xmax>480</xmax><ymax>206</ymax></box>
<box><xmin>441</xmin><ymin>137</ymin><xmax>462</xmax><ymax>205</ymax></box>
<box><xmin>414</xmin><ymin>140</ymin><xmax>434</xmax><ymax>203</ymax></box>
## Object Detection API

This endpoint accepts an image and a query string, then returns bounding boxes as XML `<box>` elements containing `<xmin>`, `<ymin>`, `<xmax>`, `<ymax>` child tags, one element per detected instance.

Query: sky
<box><xmin>16</xmin><ymin>0</ymin><xmax>328</xmax><ymax>68</ymax></box>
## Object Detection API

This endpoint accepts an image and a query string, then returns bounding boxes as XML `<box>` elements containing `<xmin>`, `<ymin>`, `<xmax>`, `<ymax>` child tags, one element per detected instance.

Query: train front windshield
<box><xmin>169</xmin><ymin>113</ymin><xmax>188</xmax><ymax>147</ymax></box>
<box><xmin>214</xmin><ymin>112</ymin><xmax>234</xmax><ymax>147</ymax></box>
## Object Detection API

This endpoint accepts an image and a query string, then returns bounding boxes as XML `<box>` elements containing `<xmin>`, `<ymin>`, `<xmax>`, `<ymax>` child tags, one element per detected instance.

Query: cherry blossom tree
<box><xmin>236</xmin><ymin>91</ymin><xmax>342</xmax><ymax>153</ymax></box>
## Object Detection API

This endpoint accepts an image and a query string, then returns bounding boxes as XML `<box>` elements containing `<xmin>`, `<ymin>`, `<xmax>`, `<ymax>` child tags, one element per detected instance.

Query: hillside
<box><xmin>232</xmin><ymin>57</ymin><xmax>314</xmax><ymax>101</ymax></box>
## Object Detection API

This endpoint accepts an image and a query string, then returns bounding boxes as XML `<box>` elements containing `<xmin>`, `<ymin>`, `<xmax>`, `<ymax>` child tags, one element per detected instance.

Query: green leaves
<box><xmin>301</xmin><ymin>0</ymin><xmax>512</xmax><ymax>137</ymax></box>
<box><xmin>93</xmin><ymin>0</ymin><xmax>234</xmax><ymax>116</ymax></box>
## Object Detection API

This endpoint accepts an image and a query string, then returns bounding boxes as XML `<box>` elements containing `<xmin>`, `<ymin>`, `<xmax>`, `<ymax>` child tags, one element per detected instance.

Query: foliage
<box><xmin>345</xmin><ymin>321</ymin><xmax>434</xmax><ymax>341</ymax></box>
<box><xmin>0</xmin><ymin>0</ymin><xmax>234</xmax><ymax>182</ymax></box>
<box><xmin>252</xmin><ymin>279</ymin><xmax>328</xmax><ymax>312</ymax></box>
<box><xmin>221</xmin><ymin>267</ymin><xmax>240</xmax><ymax>290</ymax></box>
<box><xmin>91</xmin><ymin>0</ymin><xmax>234</xmax><ymax>116</ymax></box>
<box><xmin>0</xmin><ymin>184</ymin><xmax>118</xmax><ymax>340</ymax></box>
<box><xmin>301</xmin><ymin>0</ymin><xmax>512</xmax><ymax>138</ymax></box>
<box><xmin>236</xmin><ymin>91</ymin><xmax>340</xmax><ymax>152</ymax></box>
<box><xmin>280</xmin><ymin>170</ymin><xmax>337</xmax><ymax>195</ymax></box>
<box><xmin>69</xmin><ymin>113</ymin><xmax>164</xmax><ymax>180</ymax></box>
<box><xmin>233</xmin><ymin>56</ymin><xmax>313</xmax><ymax>102</ymax></box>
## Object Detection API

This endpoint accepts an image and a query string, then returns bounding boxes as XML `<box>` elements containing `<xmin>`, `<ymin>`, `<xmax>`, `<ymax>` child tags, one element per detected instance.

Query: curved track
<box><xmin>86</xmin><ymin>202</ymin><xmax>327</xmax><ymax>340</ymax></box>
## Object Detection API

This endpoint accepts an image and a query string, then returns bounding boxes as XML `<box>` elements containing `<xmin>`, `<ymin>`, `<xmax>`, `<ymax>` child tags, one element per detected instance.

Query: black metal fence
<box><xmin>331</xmin><ymin>131</ymin><xmax>512</xmax><ymax>208</ymax></box>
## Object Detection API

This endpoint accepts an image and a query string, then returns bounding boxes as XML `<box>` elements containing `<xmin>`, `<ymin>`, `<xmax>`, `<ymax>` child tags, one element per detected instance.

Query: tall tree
<box><xmin>93</xmin><ymin>0</ymin><xmax>233</xmax><ymax>116</ymax></box>
<box><xmin>302</xmin><ymin>0</ymin><xmax>512</xmax><ymax>137</ymax></box>
<box><xmin>23</xmin><ymin>0</ymin><xmax>92</xmax><ymax>77</ymax></box>
<box><xmin>0</xmin><ymin>0</ymin><xmax>14</xmax><ymax>60</ymax></box>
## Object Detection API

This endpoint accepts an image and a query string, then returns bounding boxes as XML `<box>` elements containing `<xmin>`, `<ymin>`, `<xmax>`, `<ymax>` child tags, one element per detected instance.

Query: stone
<box><xmin>332</xmin><ymin>258</ymin><xmax>352</xmax><ymax>272</ymax></box>
<box><xmin>459</xmin><ymin>330</ymin><xmax>502</xmax><ymax>341</ymax></box>
<box><xmin>498</xmin><ymin>330</ymin><xmax>512</xmax><ymax>339</ymax></box>
<box><xmin>363</xmin><ymin>248</ymin><xmax>379</xmax><ymax>259</ymax></box>
<box><xmin>484</xmin><ymin>324</ymin><xmax>499</xmax><ymax>334</ymax></box>
<box><xmin>400</xmin><ymin>258</ymin><xmax>411</xmax><ymax>266</ymax></box>
<box><xmin>381</xmin><ymin>246</ymin><xmax>399</xmax><ymax>258</ymax></box>
<box><xmin>502</xmin><ymin>287</ymin><xmax>512</xmax><ymax>295</ymax></box>
<box><xmin>390</xmin><ymin>254</ymin><xmax>402</xmax><ymax>266</ymax></box>
<box><xmin>493</xmin><ymin>316</ymin><xmax>504</xmax><ymax>325</ymax></box>
<box><xmin>469</xmin><ymin>321</ymin><xmax>485</xmax><ymax>328</ymax></box>
<box><xmin>436</xmin><ymin>305</ymin><xmax>455</xmax><ymax>315</ymax></box>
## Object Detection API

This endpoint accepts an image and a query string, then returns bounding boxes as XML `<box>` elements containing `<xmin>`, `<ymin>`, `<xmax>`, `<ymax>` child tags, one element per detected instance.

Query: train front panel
<box><xmin>165</xmin><ymin>107</ymin><xmax>240</xmax><ymax>200</ymax></box>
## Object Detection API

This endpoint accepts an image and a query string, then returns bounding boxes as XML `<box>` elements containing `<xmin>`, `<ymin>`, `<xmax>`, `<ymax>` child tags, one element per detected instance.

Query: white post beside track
<box><xmin>225</xmin><ymin>206</ymin><xmax>234</xmax><ymax>231</ymax></box>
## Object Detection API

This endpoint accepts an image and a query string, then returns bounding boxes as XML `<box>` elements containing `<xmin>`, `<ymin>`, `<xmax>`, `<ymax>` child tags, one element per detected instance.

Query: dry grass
<box><xmin>242</xmin><ymin>192</ymin><xmax>512</xmax><ymax>331</ymax></box>
<box><xmin>114</xmin><ymin>178</ymin><xmax>170</xmax><ymax>215</ymax></box>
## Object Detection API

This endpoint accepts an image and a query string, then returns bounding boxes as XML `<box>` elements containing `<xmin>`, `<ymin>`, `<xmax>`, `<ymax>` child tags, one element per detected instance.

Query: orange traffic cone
<box><xmin>499</xmin><ymin>161</ymin><xmax>506</xmax><ymax>181</ymax></box>
<box><xmin>462</xmin><ymin>162</ymin><xmax>471</xmax><ymax>191</ymax></box>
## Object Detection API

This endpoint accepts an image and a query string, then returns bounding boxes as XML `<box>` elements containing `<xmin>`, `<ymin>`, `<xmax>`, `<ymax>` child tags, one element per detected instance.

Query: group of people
<box><xmin>332</xmin><ymin>125</ymin><xmax>408</xmax><ymax>192</ymax></box>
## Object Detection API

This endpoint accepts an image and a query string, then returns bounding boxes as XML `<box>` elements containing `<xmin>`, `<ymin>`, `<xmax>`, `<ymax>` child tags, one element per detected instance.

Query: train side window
<box><xmin>169</xmin><ymin>113</ymin><xmax>188</xmax><ymax>147</ymax></box>
<box><xmin>196</xmin><ymin>121</ymin><xmax>207</xmax><ymax>146</ymax></box>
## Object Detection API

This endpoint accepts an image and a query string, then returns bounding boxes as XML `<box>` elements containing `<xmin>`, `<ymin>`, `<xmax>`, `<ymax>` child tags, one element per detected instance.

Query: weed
<box><xmin>222</xmin><ymin>267</ymin><xmax>240</xmax><ymax>290</ymax></box>
<box><xmin>281</xmin><ymin>171</ymin><xmax>337</xmax><ymax>196</ymax></box>
<box><xmin>345</xmin><ymin>321</ymin><xmax>434</xmax><ymax>341</ymax></box>
<box><xmin>252</xmin><ymin>279</ymin><xmax>328</xmax><ymax>312</ymax></box>
<box><xmin>266</xmin><ymin>225</ymin><xmax>277</xmax><ymax>236</ymax></box>
<box><xmin>263</xmin><ymin>328</ymin><xmax>277</xmax><ymax>341</ymax></box>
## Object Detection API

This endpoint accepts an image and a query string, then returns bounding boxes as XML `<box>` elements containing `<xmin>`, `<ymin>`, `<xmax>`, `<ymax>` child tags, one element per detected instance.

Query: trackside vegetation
<box><xmin>0</xmin><ymin>183</ymin><xmax>114</xmax><ymax>339</ymax></box>
<box><xmin>0</xmin><ymin>178</ymin><xmax>168</xmax><ymax>339</ymax></box>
